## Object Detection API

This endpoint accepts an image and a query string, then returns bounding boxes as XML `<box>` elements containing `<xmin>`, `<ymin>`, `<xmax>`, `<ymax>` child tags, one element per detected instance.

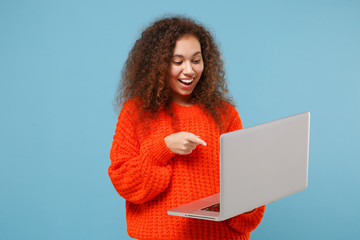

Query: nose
<box><xmin>183</xmin><ymin>61</ymin><xmax>195</xmax><ymax>76</ymax></box>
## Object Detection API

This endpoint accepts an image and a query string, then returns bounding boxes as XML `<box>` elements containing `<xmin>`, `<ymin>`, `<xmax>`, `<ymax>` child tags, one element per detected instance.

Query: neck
<box><xmin>171</xmin><ymin>95</ymin><xmax>194</xmax><ymax>107</ymax></box>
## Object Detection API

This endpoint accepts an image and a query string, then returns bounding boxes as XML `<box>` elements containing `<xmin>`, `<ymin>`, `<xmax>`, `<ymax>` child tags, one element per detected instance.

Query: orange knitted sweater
<box><xmin>109</xmin><ymin>99</ymin><xmax>265</xmax><ymax>240</ymax></box>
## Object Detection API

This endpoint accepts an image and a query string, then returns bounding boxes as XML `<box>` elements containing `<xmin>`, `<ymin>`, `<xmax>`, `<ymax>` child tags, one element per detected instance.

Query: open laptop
<box><xmin>167</xmin><ymin>112</ymin><xmax>310</xmax><ymax>221</ymax></box>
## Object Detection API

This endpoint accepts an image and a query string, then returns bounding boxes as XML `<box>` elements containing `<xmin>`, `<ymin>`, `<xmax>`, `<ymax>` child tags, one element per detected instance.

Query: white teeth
<box><xmin>179</xmin><ymin>79</ymin><xmax>194</xmax><ymax>84</ymax></box>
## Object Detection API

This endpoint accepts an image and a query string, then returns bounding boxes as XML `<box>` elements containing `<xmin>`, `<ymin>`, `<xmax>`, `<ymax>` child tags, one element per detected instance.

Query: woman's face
<box><xmin>168</xmin><ymin>34</ymin><xmax>204</xmax><ymax>106</ymax></box>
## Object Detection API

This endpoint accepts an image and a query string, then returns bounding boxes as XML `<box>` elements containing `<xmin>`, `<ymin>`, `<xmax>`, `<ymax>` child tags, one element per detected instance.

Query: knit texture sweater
<box><xmin>109</xmin><ymin>99</ymin><xmax>265</xmax><ymax>240</ymax></box>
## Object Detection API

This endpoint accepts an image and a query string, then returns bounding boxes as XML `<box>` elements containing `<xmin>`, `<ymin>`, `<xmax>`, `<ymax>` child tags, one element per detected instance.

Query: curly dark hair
<box><xmin>116</xmin><ymin>16</ymin><xmax>234</xmax><ymax>127</ymax></box>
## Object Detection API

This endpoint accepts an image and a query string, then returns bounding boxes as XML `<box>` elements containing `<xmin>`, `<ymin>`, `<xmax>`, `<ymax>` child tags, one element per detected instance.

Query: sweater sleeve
<box><xmin>225</xmin><ymin>106</ymin><xmax>243</xmax><ymax>133</ymax></box>
<box><xmin>226</xmin><ymin>206</ymin><xmax>266</xmax><ymax>233</ymax></box>
<box><xmin>108</xmin><ymin>100</ymin><xmax>175</xmax><ymax>204</ymax></box>
<box><xmin>224</xmin><ymin>106</ymin><xmax>266</xmax><ymax>233</ymax></box>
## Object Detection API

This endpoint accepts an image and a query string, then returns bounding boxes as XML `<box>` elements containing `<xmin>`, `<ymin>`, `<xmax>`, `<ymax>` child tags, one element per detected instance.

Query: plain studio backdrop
<box><xmin>0</xmin><ymin>0</ymin><xmax>359</xmax><ymax>239</ymax></box>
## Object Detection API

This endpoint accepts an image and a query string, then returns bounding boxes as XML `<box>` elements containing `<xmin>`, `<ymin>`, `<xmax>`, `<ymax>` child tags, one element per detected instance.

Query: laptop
<box><xmin>167</xmin><ymin>112</ymin><xmax>310</xmax><ymax>221</ymax></box>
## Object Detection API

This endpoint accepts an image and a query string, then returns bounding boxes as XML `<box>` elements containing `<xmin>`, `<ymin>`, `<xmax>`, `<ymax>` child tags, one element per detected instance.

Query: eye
<box><xmin>192</xmin><ymin>57</ymin><xmax>202</xmax><ymax>64</ymax></box>
<box><xmin>172</xmin><ymin>61</ymin><xmax>182</xmax><ymax>65</ymax></box>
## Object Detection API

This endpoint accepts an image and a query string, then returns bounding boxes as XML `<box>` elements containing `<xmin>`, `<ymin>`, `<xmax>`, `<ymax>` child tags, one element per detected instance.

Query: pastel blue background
<box><xmin>1</xmin><ymin>0</ymin><xmax>359</xmax><ymax>239</ymax></box>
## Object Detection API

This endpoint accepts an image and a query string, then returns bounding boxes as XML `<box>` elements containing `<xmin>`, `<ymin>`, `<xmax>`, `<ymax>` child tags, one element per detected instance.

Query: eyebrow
<box><xmin>172</xmin><ymin>51</ymin><xmax>202</xmax><ymax>58</ymax></box>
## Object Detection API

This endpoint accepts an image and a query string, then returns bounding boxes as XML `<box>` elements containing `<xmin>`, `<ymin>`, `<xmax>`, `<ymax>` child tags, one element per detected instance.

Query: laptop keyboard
<box><xmin>201</xmin><ymin>203</ymin><xmax>220</xmax><ymax>212</ymax></box>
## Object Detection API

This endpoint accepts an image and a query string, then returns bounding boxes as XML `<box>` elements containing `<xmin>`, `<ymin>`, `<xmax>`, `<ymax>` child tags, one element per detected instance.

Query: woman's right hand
<box><xmin>164</xmin><ymin>132</ymin><xmax>207</xmax><ymax>155</ymax></box>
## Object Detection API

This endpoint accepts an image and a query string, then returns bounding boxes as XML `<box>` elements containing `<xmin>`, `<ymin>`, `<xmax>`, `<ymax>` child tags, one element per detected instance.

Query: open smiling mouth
<box><xmin>178</xmin><ymin>78</ymin><xmax>194</xmax><ymax>86</ymax></box>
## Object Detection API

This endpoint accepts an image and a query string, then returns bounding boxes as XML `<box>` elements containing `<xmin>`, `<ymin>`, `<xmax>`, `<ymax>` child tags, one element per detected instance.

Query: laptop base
<box><xmin>167</xmin><ymin>193</ymin><xmax>222</xmax><ymax>221</ymax></box>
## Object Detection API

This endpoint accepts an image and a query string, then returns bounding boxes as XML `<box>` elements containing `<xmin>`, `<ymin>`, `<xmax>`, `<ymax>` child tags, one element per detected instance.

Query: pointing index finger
<box><xmin>188</xmin><ymin>135</ymin><xmax>207</xmax><ymax>146</ymax></box>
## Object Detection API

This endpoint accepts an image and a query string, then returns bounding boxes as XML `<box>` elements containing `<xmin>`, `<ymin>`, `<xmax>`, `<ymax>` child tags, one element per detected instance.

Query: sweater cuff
<box><xmin>226</xmin><ymin>205</ymin><xmax>265</xmax><ymax>233</ymax></box>
<box><xmin>143</xmin><ymin>135</ymin><xmax>176</xmax><ymax>166</ymax></box>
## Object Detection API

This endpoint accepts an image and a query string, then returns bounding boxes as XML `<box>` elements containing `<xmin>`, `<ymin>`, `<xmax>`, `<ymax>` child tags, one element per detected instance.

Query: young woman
<box><xmin>109</xmin><ymin>16</ymin><xmax>265</xmax><ymax>240</ymax></box>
